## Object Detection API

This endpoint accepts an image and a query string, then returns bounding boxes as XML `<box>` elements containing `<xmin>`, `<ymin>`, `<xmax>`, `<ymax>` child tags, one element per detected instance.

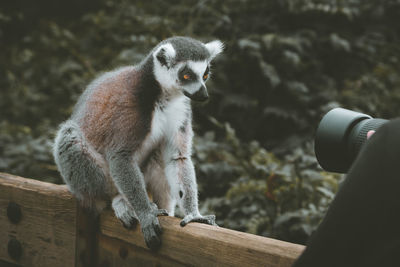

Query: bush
<box><xmin>193</xmin><ymin>118</ymin><xmax>341</xmax><ymax>244</ymax></box>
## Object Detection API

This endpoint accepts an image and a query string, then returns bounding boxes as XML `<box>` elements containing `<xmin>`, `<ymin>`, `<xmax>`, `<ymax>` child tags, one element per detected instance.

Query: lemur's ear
<box><xmin>205</xmin><ymin>40</ymin><xmax>224</xmax><ymax>60</ymax></box>
<box><xmin>155</xmin><ymin>43</ymin><xmax>176</xmax><ymax>68</ymax></box>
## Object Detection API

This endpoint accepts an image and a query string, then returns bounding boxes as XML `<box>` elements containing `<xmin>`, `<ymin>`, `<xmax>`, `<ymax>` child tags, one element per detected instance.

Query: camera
<box><xmin>315</xmin><ymin>108</ymin><xmax>388</xmax><ymax>173</ymax></box>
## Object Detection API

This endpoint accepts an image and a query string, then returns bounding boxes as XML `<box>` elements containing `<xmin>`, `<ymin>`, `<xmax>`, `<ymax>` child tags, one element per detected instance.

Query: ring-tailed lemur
<box><xmin>53</xmin><ymin>36</ymin><xmax>223</xmax><ymax>250</ymax></box>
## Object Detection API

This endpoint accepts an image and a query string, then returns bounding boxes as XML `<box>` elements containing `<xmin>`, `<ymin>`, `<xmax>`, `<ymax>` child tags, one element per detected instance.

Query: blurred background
<box><xmin>1</xmin><ymin>0</ymin><xmax>399</xmax><ymax>245</ymax></box>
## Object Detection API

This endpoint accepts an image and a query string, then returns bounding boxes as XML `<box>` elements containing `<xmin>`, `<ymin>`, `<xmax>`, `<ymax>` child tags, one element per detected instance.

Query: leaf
<box><xmin>317</xmin><ymin>186</ymin><xmax>335</xmax><ymax>199</ymax></box>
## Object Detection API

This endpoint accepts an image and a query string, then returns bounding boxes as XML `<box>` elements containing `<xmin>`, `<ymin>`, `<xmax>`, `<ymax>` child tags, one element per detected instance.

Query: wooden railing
<box><xmin>0</xmin><ymin>172</ymin><xmax>304</xmax><ymax>267</ymax></box>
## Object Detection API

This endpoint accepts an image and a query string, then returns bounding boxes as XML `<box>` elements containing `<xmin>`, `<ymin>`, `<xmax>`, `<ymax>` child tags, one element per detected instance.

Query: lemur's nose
<box><xmin>191</xmin><ymin>85</ymin><xmax>208</xmax><ymax>102</ymax></box>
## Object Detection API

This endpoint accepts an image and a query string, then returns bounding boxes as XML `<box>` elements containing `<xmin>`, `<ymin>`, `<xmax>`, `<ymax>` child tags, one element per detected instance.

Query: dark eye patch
<box><xmin>178</xmin><ymin>65</ymin><xmax>197</xmax><ymax>83</ymax></box>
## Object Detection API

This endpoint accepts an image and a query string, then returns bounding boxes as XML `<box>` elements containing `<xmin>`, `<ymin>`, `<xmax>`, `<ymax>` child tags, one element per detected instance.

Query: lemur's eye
<box><xmin>179</xmin><ymin>66</ymin><xmax>195</xmax><ymax>82</ymax></box>
<box><xmin>203</xmin><ymin>66</ymin><xmax>210</xmax><ymax>81</ymax></box>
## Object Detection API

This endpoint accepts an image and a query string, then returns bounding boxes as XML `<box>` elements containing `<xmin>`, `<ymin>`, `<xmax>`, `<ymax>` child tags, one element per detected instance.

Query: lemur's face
<box><xmin>176</xmin><ymin>61</ymin><xmax>210</xmax><ymax>101</ymax></box>
<box><xmin>153</xmin><ymin>40</ymin><xmax>223</xmax><ymax>102</ymax></box>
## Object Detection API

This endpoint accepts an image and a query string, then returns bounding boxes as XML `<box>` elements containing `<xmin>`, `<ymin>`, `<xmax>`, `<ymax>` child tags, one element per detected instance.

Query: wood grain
<box><xmin>0</xmin><ymin>172</ymin><xmax>305</xmax><ymax>267</ymax></box>
<box><xmin>0</xmin><ymin>172</ymin><xmax>77</xmax><ymax>267</ymax></box>
<box><xmin>100</xmin><ymin>211</ymin><xmax>305</xmax><ymax>267</ymax></box>
<box><xmin>98</xmin><ymin>232</ymin><xmax>185</xmax><ymax>267</ymax></box>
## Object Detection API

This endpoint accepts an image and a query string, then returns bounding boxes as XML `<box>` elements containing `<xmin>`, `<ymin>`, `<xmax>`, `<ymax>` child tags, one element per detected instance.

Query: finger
<box><xmin>196</xmin><ymin>218</ymin><xmax>214</xmax><ymax>225</ymax></box>
<box><xmin>156</xmin><ymin>209</ymin><xmax>169</xmax><ymax>216</ymax></box>
<box><xmin>144</xmin><ymin>227</ymin><xmax>161</xmax><ymax>251</ymax></box>
<box><xmin>192</xmin><ymin>217</ymin><xmax>208</xmax><ymax>223</ymax></box>
<box><xmin>180</xmin><ymin>216</ymin><xmax>192</xmax><ymax>227</ymax></box>
<box><xmin>121</xmin><ymin>217</ymin><xmax>138</xmax><ymax>230</ymax></box>
<box><xmin>206</xmin><ymin>215</ymin><xmax>216</xmax><ymax>225</ymax></box>
<box><xmin>180</xmin><ymin>219</ymin><xmax>188</xmax><ymax>227</ymax></box>
<box><xmin>193</xmin><ymin>215</ymin><xmax>217</xmax><ymax>226</ymax></box>
<box><xmin>130</xmin><ymin>217</ymin><xmax>139</xmax><ymax>228</ymax></box>
<box><xmin>122</xmin><ymin>221</ymin><xmax>132</xmax><ymax>229</ymax></box>
<box><xmin>367</xmin><ymin>130</ymin><xmax>376</xmax><ymax>139</ymax></box>
<box><xmin>180</xmin><ymin>214</ymin><xmax>194</xmax><ymax>227</ymax></box>
<box><xmin>204</xmin><ymin>215</ymin><xmax>216</xmax><ymax>221</ymax></box>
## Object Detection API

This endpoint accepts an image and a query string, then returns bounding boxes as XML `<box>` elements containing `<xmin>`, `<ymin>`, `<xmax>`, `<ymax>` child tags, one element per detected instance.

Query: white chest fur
<box><xmin>151</xmin><ymin>96</ymin><xmax>188</xmax><ymax>141</ymax></box>
<box><xmin>136</xmin><ymin>96</ymin><xmax>189</xmax><ymax>163</ymax></box>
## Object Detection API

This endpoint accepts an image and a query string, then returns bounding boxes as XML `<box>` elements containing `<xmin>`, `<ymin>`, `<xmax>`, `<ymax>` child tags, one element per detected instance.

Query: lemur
<box><xmin>53</xmin><ymin>36</ymin><xmax>223</xmax><ymax>250</ymax></box>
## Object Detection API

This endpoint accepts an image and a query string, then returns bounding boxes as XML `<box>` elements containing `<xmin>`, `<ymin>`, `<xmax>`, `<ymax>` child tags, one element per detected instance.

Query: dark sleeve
<box><xmin>293</xmin><ymin>118</ymin><xmax>400</xmax><ymax>267</ymax></box>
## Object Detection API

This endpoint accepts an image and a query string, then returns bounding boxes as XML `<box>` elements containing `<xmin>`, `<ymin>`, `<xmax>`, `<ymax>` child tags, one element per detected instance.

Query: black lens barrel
<box><xmin>315</xmin><ymin>108</ymin><xmax>388</xmax><ymax>173</ymax></box>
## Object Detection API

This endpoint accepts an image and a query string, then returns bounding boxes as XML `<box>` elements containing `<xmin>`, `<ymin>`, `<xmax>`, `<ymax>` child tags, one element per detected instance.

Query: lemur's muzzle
<box><xmin>184</xmin><ymin>85</ymin><xmax>209</xmax><ymax>102</ymax></box>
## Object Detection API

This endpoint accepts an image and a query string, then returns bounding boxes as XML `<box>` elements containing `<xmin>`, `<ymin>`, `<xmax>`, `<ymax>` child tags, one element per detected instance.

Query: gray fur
<box><xmin>53</xmin><ymin>120</ymin><xmax>113</xmax><ymax>210</ymax></box>
<box><xmin>153</xmin><ymin>36</ymin><xmax>221</xmax><ymax>66</ymax></box>
<box><xmin>112</xmin><ymin>194</ymin><xmax>138</xmax><ymax>228</ymax></box>
<box><xmin>53</xmin><ymin>37</ymin><xmax>222</xmax><ymax>250</ymax></box>
<box><xmin>166</xmin><ymin>36</ymin><xmax>210</xmax><ymax>64</ymax></box>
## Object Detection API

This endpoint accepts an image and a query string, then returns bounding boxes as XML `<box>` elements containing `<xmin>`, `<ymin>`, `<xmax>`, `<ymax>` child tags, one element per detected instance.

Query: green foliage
<box><xmin>0</xmin><ymin>0</ymin><xmax>399</xmax><ymax>244</ymax></box>
<box><xmin>194</xmin><ymin>118</ymin><xmax>341</xmax><ymax>244</ymax></box>
<box><xmin>0</xmin><ymin>121</ymin><xmax>59</xmax><ymax>183</ymax></box>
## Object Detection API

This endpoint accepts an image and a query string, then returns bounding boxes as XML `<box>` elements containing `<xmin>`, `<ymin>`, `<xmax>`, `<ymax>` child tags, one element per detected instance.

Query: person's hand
<box><xmin>367</xmin><ymin>130</ymin><xmax>376</xmax><ymax>139</ymax></box>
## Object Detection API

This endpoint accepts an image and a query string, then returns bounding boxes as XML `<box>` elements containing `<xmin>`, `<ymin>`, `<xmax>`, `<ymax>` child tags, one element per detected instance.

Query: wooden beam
<box><xmin>0</xmin><ymin>172</ymin><xmax>305</xmax><ymax>266</ymax></box>
<box><xmin>0</xmin><ymin>172</ymin><xmax>77</xmax><ymax>267</ymax></box>
<box><xmin>100</xmin><ymin>209</ymin><xmax>304</xmax><ymax>266</ymax></box>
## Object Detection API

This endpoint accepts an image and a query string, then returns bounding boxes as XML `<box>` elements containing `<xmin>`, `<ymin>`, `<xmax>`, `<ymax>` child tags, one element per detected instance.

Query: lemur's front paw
<box><xmin>141</xmin><ymin>215</ymin><xmax>163</xmax><ymax>251</ymax></box>
<box><xmin>155</xmin><ymin>209</ymin><xmax>169</xmax><ymax>216</ymax></box>
<box><xmin>150</xmin><ymin>202</ymin><xmax>169</xmax><ymax>217</ymax></box>
<box><xmin>112</xmin><ymin>196</ymin><xmax>139</xmax><ymax>229</ymax></box>
<box><xmin>121</xmin><ymin>216</ymin><xmax>138</xmax><ymax>230</ymax></box>
<box><xmin>140</xmin><ymin>205</ymin><xmax>169</xmax><ymax>251</ymax></box>
<box><xmin>180</xmin><ymin>214</ymin><xmax>217</xmax><ymax>227</ymax></box>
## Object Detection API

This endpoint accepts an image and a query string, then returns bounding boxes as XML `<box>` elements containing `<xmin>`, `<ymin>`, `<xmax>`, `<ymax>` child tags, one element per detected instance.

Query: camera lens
<box><xmin>315</xmin><ymin>108</ymin><xmax>388</xmax><ymax>173</ymax></box>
